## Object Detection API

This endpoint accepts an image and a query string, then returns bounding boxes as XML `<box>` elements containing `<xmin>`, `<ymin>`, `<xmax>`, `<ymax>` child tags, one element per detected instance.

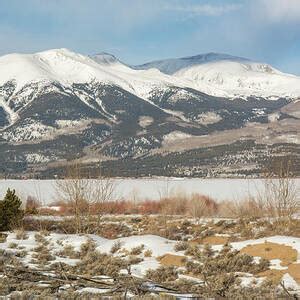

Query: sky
<box><xmin>0</xmin><ymin>0</ymin><xmax>300</xmax><ymax>74</ymax></box>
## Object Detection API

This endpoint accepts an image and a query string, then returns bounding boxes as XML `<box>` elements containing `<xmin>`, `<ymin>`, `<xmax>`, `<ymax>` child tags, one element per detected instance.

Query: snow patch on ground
<box><xmin>196</xmin><ymin>111</ymin><xmax>222</xmax><ymax>125</ymax></box>
<box><xmin>55</xmin><ymin>119</ymin><xmax>83</xmax><ymax>129</ymax></box>
<box><xmin>25</xmin><ymin>153</ymin><xmax>51</xmax><ymax>163</ymax></box>
<box><xmin>268</xmin><ymin>112</ymin><xmax>280</xmax><ymax>122</ymax></box>
<box><xmin>138</xmin><ymin>116</ymin><xmax>154</xmax><ymax>128</ymax></box>
<box><xmin>2</xmin><ymin>120</ymin><xmax>55</xmax><ymax>142</ymax></box>
<box><xmin>163</xmin><ymin>131</ymin><xmax>192</xmax><ymax>143</ymax></box>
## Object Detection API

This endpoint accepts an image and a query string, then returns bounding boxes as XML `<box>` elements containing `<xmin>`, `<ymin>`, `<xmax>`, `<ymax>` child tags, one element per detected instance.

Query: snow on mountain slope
<box><xmin>135</xmin><ymin>53</ymin><xmax>300</xmax><ymax>98</ymax></box>
<box><xmin>1</xmin><ymin>48</ymin><xmax>300</xmax><ymax>118</ymax></box>
<box><xmin>174</xmin><ymin>60</ymin><xmax>300</xmax><ymax>98</ymax></box>
<box><xmin>134</xmin><ymin>53</ymin><xmax>248</xmax><ymax>75</ymax></box>
<box><xmin>0</xmin><ymin>48</ymin><xmax>192</xmax><ymax>101</ymax></box>
<box><xmin>90</xmin><ymin>52</ymin><xmax>122</xmax><ymax>65</ymax></box>
<box><xmin>0</xmin><ymin>49</ymin><xmax>137</xmax><ymax>94</ymax></box>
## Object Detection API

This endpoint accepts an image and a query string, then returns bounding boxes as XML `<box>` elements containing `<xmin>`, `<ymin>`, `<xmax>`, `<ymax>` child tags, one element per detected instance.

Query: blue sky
<box><xmin>0</xmin><ymin>0</ymin><xmax>300</xmax><ymax>74</ymax></box>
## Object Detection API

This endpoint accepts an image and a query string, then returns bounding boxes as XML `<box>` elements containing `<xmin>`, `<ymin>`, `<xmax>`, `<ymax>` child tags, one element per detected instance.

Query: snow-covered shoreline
<box><xmin>0</xmin><ymin>177</ymin><xmax>299</xmax><ymax>205</ymax></box>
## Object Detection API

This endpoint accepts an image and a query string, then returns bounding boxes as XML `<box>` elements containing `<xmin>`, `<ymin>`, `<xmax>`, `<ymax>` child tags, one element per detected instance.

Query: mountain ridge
<box><xmin>0</xmin><ymin>48</ymin><xmax>299</xmax><ymax>177</ymax></box>
<box><xmin>1</xmin><ymin>48</ymin><xmax>300</xmax><ymax>100</ymax></box>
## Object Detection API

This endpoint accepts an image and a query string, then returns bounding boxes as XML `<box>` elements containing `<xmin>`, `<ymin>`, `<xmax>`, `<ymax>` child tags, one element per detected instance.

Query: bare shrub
<box><xmin>221</xmin><ymin>197</ymin><xmax>265</xmax><ymax>219</ymax></box>
<box><xmin>56</xmin><ymin>162</ymin><xmax>116</xmax><ymax>233</ymax></box>
<box><xmin>260</xmin><ymin>159</ymin><xmax>299</xmax><ymax>218</ymax></box>
<box><xmin>14</xmin><ymin>229</ymin><xmax>28</xmax><ymax>240</ymax></box>
<box><xmin>57</xmin><ymin>244</ymin><xmax>78</xmax><ymax>259</ymax></box>
<box><xmin>144</xmin><ymin>249</ymin><xmax>152</xmax><ymax>257</ymax></box>
<box><xmin>174</xmin><ymin>241</ymin><xmax>189</xmax><ymax>252</ymax></box>
<box><xmin>25</xmin><ymin>196</ymin><xmax>40</xmax><ymax>214</ymax></box>
<box><xmin>110</xmin><ymin>240</ymin><xmax>123</xmax><ymax>254</ymax></box>
<box><xmin>186</xmin><ymin>243</ymin><xmax>269</xmax><ymax>277</ymax></box>
<box><xmin>75</xmin><ymin>246</ymin><xmax>126</xmax><ymax>277</ymax></box>
<box><xmin>146</xmin><ymin>266</ymin><xmax>178</xmax><ymax>283</ymax></box>
<box><xmin>130</xmin><ymin>244</ymin><xmax>145</xmax><ymax>255</ymax></box>
<box><xmin>79</xmin><ymin>238</ymin><xmax>97</xmax><ymax>257</ymax></box>
<box><xmin>160</xmin><ymin>194</ymin><xmax>188</xmax><ymax>215</ymax></box>
<box><xmin>127</xmin><ymin>255</ymin><xmax>143</xmax><ymax>265</ymax></box>
<box><xmin>188</xmin><ymin>194</ymin><xmax>218</xmax><ymax>218</ymax></box>
<box><xmin>32</xmin><ymin>237</ymin><xmax>55</xmax><ymax>265</ymax></box>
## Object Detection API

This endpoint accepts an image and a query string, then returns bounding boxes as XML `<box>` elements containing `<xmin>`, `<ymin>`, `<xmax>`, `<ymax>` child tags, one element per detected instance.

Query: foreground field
<box><xmin>0</xmin><ymin>215</ymin><xmax>300</xmax><ymax>299</ymax></box>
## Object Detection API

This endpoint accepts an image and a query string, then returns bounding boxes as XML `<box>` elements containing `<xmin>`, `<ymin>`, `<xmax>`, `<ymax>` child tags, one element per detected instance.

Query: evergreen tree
<box><xmin>0</xmin><ymin>189</ymin><xmax>23</xmax><ymax>231</ymax></box>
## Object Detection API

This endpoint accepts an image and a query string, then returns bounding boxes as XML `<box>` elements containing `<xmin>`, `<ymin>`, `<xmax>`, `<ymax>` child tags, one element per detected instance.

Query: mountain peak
<box><xmin>182</xmin><ymin>52</ymin><xmax>249</xmax><ymax>63</ymax></box>
<box><xmin>90</xmin><ymin>52</ymin><xmax>121</xmax><ymax>65</ymax></box>
<box><xmin>134</xmin><ymin>52</ymin><xmax>252</xmax><ymax>75</ymax></box>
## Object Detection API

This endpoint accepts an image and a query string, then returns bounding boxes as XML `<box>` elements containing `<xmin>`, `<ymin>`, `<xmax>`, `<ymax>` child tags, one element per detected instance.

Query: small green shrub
<box><xmin>0</xmin><ymin>189</ymin><xmax>23</xmax><ymax>231</ymax></box>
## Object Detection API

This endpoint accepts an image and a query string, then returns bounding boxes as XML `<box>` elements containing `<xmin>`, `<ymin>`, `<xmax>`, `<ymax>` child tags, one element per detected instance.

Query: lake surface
<box><xmin>0</xmin><ymin>178</ymin><xmax>299</xmax><ymax>205</ymax></box>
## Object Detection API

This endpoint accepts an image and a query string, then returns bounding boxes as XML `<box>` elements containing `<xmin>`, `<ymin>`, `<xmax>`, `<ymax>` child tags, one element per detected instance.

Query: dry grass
<box><xmin>192</xmin><ymin>236</ymin><xmax>229</xmax><ymax>245</ymax></box>
<box><xmin>257</xmin><ymin>269</ymin><xmax>285</xmax><ymax>284</ymax></box>
<box><xmin>258</xmin><ymin>264</ymin><xmax>300</xmax><ymax>285</ymax></box>
<box><xmin>288</xmin><ymin>263</ymin><xmax>300</xmax><ymax>284</ymax></box>
<box><xmin>110</xmin><ymin>240</ymin><xmax>123</xmax><ymax>254</ymax></box>
<box><xmin>158</xmin><ymin>254</ymin><xmax>187</xmax><ymax>267</ymax></box>
<box><xmin>240</xmin><ymin>242</ymin><xmax>297</xmax><ymax>266</ymax></box>
<box><xmin>14</xmin><ymin>229</ymin><xmax>28</xmax><ymax>240</ymax></box>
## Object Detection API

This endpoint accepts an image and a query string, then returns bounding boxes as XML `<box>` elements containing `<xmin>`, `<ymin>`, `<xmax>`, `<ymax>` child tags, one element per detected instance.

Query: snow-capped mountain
<box><xmin>135</xmin><ymin>52</ymin><xmax>300</xmax><ymax>98</ymax></box>
<box><xmin>134</xmin><ymin>53</ymin><xmax>249</xmax><ymax>74</ymax></box>
<box><xmin>0</xmin><ymin>49</ymin><xmax>299</xmax><ymax>178</ymax></box>
<box><xmin>0</xmin><ymin>48</ymin><xmax>186</xmax><ymax>99</ymax></box>
<box><xmin>1</xmin><ymin>49</ymin><xmax>300</xmax><ymax>107</ymax></box>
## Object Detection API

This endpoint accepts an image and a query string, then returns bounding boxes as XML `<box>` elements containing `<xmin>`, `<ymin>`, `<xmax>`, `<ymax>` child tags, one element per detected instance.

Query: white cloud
<box><xmin>165</xmin><ymin>3</ymin><xmax>241</xmax><ymax>17</ymax></box>
<box><xmin>258</xmin><ymin>0</ymin><xmax>300</xmax><ymax>22</ymax></box>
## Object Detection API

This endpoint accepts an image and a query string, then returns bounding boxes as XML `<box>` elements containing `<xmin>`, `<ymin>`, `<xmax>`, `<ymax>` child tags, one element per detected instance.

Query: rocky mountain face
<box><xmin>0</xmin><ymin>49</ymin><xmax>299</xmax><ymax>178</ymax></box>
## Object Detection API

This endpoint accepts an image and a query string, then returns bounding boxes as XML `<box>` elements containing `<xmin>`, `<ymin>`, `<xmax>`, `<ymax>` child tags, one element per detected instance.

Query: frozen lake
<box><xmin>0</xmin><ymin>178</ymin><xmax>299</xmax><ymax>205</ymax></box>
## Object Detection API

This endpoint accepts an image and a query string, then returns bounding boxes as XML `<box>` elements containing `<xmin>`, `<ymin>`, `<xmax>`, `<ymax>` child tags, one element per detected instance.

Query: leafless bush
<box><xmin>259</xmin><ymin>159</ymin><xmax>299</xmax><ymax>218</ymax></box>
<box><xmin>75</xmin><ymin>247</ymin><xmax>126</xmax><ymax>277</ymax></box>
<box><xmin>79</xmin><ymin>238</ymin><xmax>97</xmax><ymax>257</ymax></box>
<box><xmin>220</xmin><ymin>197</ymin><xmax>265</xmax><ymax>219</ymax></box>
<box><xmin>14</xmin><ymin>229</ymin><xmax>28</xmax><ymax>240</ymax></box>
<box><xmin>56</xmin><ymin>162</ymin><xmax>116</xmax><ymax>233</ymax></box>
<box><xmin>25</xmin><ymin>196</ymin><xmax>40</xmax><ymax>214</ymax></box>
<box><xmin>174</xmin><ymin>241</ymin><xmax>189</xmax><ymax>252</ymax></box>
<box><xmin>188</xmin><ymin>194</ymin><xmax>218</xmax><ymax>218</ymax></box>
<box><xmin>32</xmin><ymin>236</ymin><xmax>55</xmax><ymax>265</ymax></box>
<box><xmin>144</xmin><ymin>249</ymin><xmax>152</xmax><ymax>257</ymax></box>
<box><xmin>127</xmin><ymin>255</ymin><xmax>143</xmax><ymax>265</ymax></box>
<box><xmin>57</xmin><ymin>244</ymin><xmax>78</xmax><ymax>259</ymax></box>
<box><xmin>130</xmin><ymin>244</ymin><xmax>145</xmax><ymax>255</ymax></box>
<box><xmin>110</xmin><ymin>240</ymin><xmax>123</xmax><ymax>254</ymax></box>
<box><xmin>146</xmin><ymin>266</ymin><xmax>178</xmax><ymax>283</ymax></box>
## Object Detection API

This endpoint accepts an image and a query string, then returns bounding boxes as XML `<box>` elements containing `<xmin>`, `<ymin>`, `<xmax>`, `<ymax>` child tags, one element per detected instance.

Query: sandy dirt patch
<box><xmin>288</xmin><ymin>264</ymin><xmax>300</xmax><ymax>284</ymax></box>
<box><xmin>192</xmin><ymin>236</ymin><xmax>229</xmax><ymax>245</ymax></box>
<box><xmin>158</xmin><ymin>254</ymin><xmax>186</xmax><ymax>267</ymax></box>
<box><xmin>258</xmin><ymin>264</ymin><xmax>300</xmax><ymax>285</ymax></box>
<box><xmin>240</xmin><ymin>242</ymin><xmax>297</xmax><ymax>266</ymax></box>
<box><xmin>258</xmin><ymin>269</ymin><xmax>285</xmax><ymax>284</ymax></box>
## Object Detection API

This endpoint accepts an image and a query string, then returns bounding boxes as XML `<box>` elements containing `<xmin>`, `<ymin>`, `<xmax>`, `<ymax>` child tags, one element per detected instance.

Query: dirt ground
<box><xmin>240</xmin><ymin>242</ymin><xmax>297</xmax><ymax>266</ymax></box>
<box><xmin>158</xmin><ymin>254</ymin><xmax>187</xmax><ymax>267</ymax></box>
<box><xmin>288</xmin><ymin>264</ymin><xmax>300</xmax><ymax>284</ymax></box>
<box><xmin>192</xmin><ymin>235</ymin><xmax>229</xmax><ymax>245</ymax></box>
